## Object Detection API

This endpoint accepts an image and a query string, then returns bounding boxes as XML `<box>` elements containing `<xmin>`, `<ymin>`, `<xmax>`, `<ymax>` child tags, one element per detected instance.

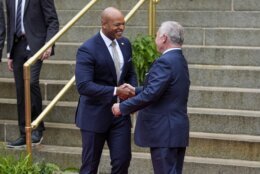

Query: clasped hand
<box><xmin>116</xmin><ymin>83</ymin><xmax>135</xmax><ymax>100</ymax></box>
<box><xmin>112</xmin><ymin>83</ymin><xmax>135</xmax><ymax>117</ymax></box>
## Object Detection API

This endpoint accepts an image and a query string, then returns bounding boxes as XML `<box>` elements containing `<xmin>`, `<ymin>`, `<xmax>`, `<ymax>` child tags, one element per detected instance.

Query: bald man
<box><xmin>75</xmin><ymin>7</ymin><xmax>137</xmax><ymax>174</ymax></box>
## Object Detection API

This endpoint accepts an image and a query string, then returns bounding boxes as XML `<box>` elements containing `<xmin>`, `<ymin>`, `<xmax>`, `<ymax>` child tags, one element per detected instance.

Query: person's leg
<box><xmin>30</xmin><ymin>59</ymin><xmax>44</xmax><ymax>144</ymax></box>
<box><xmin>107</xmin><ymin>117</ymin><xmax>131</xmax><ymax>174</ymax></box>
<box><xmin>7</xmin><ymin>38</ymin><xmax>28</xmax><ymax>147</ymax></box>
<box><xmin>150</xmin><ymin>147</ymin><xmax>186</xmax><ymax>174</ymax></box>
<box><xmin>12</xmin><ymin>38</ymin><xmax>28</xmax><ymax>137</ymax></box>
<box><xmin>80</xmin><ymin>129</ymin><xmax>106</xmax><ymax>174</ymax></box>
<box><xmin>174</xmin><ymin>147</ymin><xmax>186</xmax><ymax>174</ymax></box>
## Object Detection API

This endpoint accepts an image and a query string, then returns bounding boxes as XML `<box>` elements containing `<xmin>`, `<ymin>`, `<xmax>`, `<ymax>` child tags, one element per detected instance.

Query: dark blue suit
<box><xmin>0</xmin><ymin>0</ymin><xmax>5</xmax><ymax>61</ymax></box>
<box><xmin>6</xmin><ymin>0</ymin><xmax>59</xmax><ymax>136</ymax></box>
<box><xmin>120</xmin><ymin>49</ymin><xmax>190</xmax><ymax>174</ymax></box>
<box><xmin>75</xmin><ymin>32</ymin><xmax>137</xmax><ymax>174</ymax></box>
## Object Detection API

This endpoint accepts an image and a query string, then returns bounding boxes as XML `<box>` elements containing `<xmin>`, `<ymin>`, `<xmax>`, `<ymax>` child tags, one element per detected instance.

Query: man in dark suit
<box><xmin>5</xmin><ymin>0</ymin><xmax>59</xmax><ymax>148</ymax></box>
<box><xmin>112</xmin><ymin>21</ymin><xmax>190</xmax><ymax>174</ymax></box>
<box><xmin>75</xmin><ymin>7</ymin><xmax>137</xmax><ymax>174</ymax></box>
<box><xmin>0</xmin><ymin>0</ymin><xmax>5</xmax><ymax>61</ymax></box>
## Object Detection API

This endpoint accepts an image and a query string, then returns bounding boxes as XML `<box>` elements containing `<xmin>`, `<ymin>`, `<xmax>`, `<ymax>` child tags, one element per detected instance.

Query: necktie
<box><xmin>111</xmin><ymin>41</ymin><xmax>121</xmax><ymax>83</ymax></box>
<box><xmin>16</xmin><ymin>0</ymin><xmax>23</xmax><ymax>37</ymax></box>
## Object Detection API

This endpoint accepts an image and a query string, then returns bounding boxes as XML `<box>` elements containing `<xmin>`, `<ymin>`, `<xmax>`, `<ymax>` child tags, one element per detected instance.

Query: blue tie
<box><xmin>16</xmin><ymin>0</ymin><xmax>22</xmax><ymax>37</ymax></box>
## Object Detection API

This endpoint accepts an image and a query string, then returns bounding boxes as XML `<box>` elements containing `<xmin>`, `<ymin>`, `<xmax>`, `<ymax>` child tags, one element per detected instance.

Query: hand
<box><xmin>116</xmin><ymin>83</ymin><xmax>135</xmax><ymax>100</ymax></box>
<box><xmin>112</xmin><ymin>103</ymin><xmax>121</xmax><ymax>117</ymax></box>
<box><xmin>7</xmin><ymin>58</ymin><xmax>13</xmax><ymax>72</ymax></box>
<box><xmin>122</xmin><ymin>83</ymin><xmax>135</xmax><ymax>97</ymax></box>
<box><xmin>41</xmin><ymin>47</ymin><xmax>52</xmax><ymax>61</ymax></box>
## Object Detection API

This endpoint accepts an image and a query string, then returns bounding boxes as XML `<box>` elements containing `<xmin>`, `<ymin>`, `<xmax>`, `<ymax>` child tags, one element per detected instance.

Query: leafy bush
<box><xmin>0</xmin><ymin>153</ymin><xmax>61</xmax><ymax>174</ymax></box>
<box><xmin>132</xmin><ymin>35</ymin><xmax>161</xmax><ymax>85</ymax></box>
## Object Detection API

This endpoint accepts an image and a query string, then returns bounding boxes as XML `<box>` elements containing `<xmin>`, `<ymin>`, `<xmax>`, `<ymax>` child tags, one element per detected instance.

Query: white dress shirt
<box><xmin>100</xmin><ymin>30</ymin><xmax>125</xmax><ymax>96</ymax></box>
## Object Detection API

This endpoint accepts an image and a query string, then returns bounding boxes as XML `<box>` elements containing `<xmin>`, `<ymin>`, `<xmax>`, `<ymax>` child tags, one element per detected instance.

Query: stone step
<box><xmin>0</xmin><ymin>80</ymin><xmax>259</xmax><ymax>110</ymax></box>
<box><xmin>1</xmin><ymin>120</ymin><xmax>260</xmax><ymax>161</ymax></box>
<box><xmin>189</xmin><ymin>86</ymin><xmax>260</xmax><ymax>110</ymax></box>
<box><xmin>184</xmin><ymin>46</ymin><xmax>260</xmax><ymax>66</ymax></box>
<box><xmin>0</xmin><ymin>61</ymin><xmax>75</xmax><ymax>80</ymax></box>
<box><xmin>234</xmin><ymin>0</ymin><xmax>260</xmax><ymax>11</ymax></box>
<box><xmin>54</xmin><ymin>0</ymin><xmax>260</xmax><ymax>12</ymax></box>
<box><xmin>1</xmin><ymin>144</ymin><xmax>260</xmax><ymax>174</ymax></box>
<box><xmin>158</xmin><ymin>11</ymin><xmax>260</xmax><ymax>28</ymax></box>
<box><xmin>54</xmin><ymin>0</ymin><xmax>148</xmax><ymax>11</ymax></box>
<box><xmin>11</xmin><ymin>44</ymin><xmax>258</xmax><ymax>67</ymax></box>
<box><xmin>1</xmin><ymin>99</ymin><xmax>260</xmax><ymax>135</ymax></box>
<box><xmin>4</xmin><ymin>44</ymin><xmax>260</xmax><ymax>67</ymax></box>
<box><xmin>1</xmin><ymin>59</ymin><xmax>259</xmax><ymax>88</ymax></box>
<box><xmin>189</xmin><ymin>64</ymin><xmax>260</xmax><ymax>88</ymax></box>
<box><xmin>188</xmin><ymin>107</ymin><xmax>260</xmax><ymax>135</ymax></box>
<box><xmin>56</xmin><ymin>9</ymin><xmax>260</xmax><ymax>28</ymax></box>
<box><xmin>49</xmin><ymin>26</ymin><xmax>260</xmax><ymax>46</ymax></box>
<box><xmin>60</xmin><ymin>6</ymin><xmax>260</xmax><ymax>29</ymax></box>
<box><xmin>0</xmin><ymin>99</ymin><xmax>76</xmax><ymax>124</ymax></box>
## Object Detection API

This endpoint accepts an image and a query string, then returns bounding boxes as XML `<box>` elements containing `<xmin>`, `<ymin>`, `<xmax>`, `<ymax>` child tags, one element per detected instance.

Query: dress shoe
<box><xmin>6</xmin><ymin>137</ymin><xmax>26</xmax><ymax>148</ymax></box>
<box><xmin>32</xmin><ymin>130</ymin><xmax>43</xmax><ymax>146</ymax></box>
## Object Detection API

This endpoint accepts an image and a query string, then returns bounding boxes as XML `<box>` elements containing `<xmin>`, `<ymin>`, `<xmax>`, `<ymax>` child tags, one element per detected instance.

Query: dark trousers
<box><xmin>11</xmin><ymin>36</ymin><xmax>45</xmax><ymax>137</ymax></box>
<box><xmin>150</xmin><ymin>147</ymin><xmax>186</xmax><ymax>174</ymax></box>
<box><xmin>80</xmin><ymin>118</ymin><xmax>131</xmax><ymax>174</ymax></box>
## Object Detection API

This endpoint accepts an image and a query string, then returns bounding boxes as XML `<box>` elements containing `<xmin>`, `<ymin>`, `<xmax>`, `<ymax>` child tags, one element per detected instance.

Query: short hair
<box><xmin>158</xmin><ymin>21</ymin><xmax>184</xmax><ymax>45</ymax></box>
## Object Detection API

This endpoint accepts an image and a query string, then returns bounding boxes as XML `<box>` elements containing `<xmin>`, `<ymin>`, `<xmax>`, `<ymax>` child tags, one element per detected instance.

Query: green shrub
<box><xmin>132</xmin><ymin>35</ymin><xmax>161</xmax><ymax>85</ymax></box>
<box><xmin>0</xmin><ymin>153</ymin><xmax>61</xmax><ymax>174</ymax></box>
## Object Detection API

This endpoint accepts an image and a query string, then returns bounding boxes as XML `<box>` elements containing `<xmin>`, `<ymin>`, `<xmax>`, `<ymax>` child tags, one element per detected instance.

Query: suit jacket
<box><xmin>5</xmin><ymin>0</ymin><xmax>59</xmax><ymax>57</ymax></box>
<box><xmin>75</xmin><ymin>32</ymin><xmax>137</xmax><ymax>133</ymax></box>
<box><xmin>0</xmin><ymin>0</ymin><xmax>5</xmax><ymax>61</ymax></box>
<box><xmin>120</xmin><ymin>49</ymin><xmax>190</xmax><ymax>148</ymax></box>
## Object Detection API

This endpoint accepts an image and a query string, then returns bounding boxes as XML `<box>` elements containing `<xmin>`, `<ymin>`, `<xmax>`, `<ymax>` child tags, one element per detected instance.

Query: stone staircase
<box><xmin>0</xmin><ymin>0</ymin><xmax>260</xmax><ymax>173</ymax></box>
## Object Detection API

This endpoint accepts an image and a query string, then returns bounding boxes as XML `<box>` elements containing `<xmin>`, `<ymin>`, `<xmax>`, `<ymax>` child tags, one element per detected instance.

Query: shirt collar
<box><xmin>100</xmin><ymin>30</ymin><xmax>117</xmax><ymax>47</ymax></box>
<box><xmin>163</xmin><ymin>47</ymin><xmax>181</xmax><ymax>55</ymax></box>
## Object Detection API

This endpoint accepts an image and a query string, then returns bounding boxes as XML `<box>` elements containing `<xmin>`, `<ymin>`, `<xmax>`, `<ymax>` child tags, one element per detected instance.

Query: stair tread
<box><xmin>1</xmin><ymin>120</ymin><xmax>260</xmax><ymax>142</ymax></box>
<box><xmin>4</xmin><ymin>143</ymin><xmax>260</xmax><ymax>168</ymax></box>
<box><xmin>0</xmin><ymin>78</ymin><xmax>259</xmax><ymax>91</ymax></box>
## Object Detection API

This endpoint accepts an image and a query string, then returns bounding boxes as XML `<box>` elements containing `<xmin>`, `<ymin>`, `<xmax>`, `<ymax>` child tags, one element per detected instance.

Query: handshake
<box><xmin>112</xmin><ymin>83</ymin><xmax>135</xmax><ymax>117</ymax></box>
<box><xmin>116</xmin><ymin>83</ymin><xmax>135</xmax><ymax>100</ymax></box>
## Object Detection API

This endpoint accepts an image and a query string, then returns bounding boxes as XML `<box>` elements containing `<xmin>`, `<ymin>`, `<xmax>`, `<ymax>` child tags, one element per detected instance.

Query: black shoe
<box><xmin>32</xmin><ymin>131</ymin><xmax>43</xmax><ymax>146</ymax></box>
<box><xmin>6</xmin><ymin>137</ymin><xmax>26</xmax><ymax>148</ymax></box>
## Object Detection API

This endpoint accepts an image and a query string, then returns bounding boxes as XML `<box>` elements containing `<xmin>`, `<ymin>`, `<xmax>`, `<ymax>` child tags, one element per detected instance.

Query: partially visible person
<box><xmin>75</xmin><ymin>7</ymin><xmax>137</xmax><ymax>174</ymax></box>
<box><xmin>6</xmin><ymin>0</ymin><xmax>59</xmax><ymax>148</ymax></box>
<box><xmin>112</xmin><ymin>21</ymin><xmax>190</xmax><ymax>174</ymax></box>
<box><xmin>0</xmin><ymin>0</ymin><xmax>5</xmax><ymax>61</ymax></box>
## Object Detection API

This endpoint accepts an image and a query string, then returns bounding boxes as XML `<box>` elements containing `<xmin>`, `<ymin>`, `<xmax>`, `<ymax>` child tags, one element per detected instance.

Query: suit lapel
<box><xmin>96</xmin><ymin>33</ymin><xmax>117</xmax><ymax>83</ymax></box>
<box><xmin>10</xmin><ymin>0</ymin><xmax>16</xmax><ymax>18</ymax></box>
<box><xmin>24</xmin><ymin>0</ymin><xmax>30</xmax><ymax>14</ymax></box>
<box><xmin>117</xmin><ymin>39</ymin><xmax>128</xmax><ymax>83</ymax></box>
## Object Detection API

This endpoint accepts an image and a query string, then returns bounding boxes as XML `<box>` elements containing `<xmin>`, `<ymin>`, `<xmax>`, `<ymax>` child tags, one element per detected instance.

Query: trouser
<box><xmin>11</xmin><ymin>36</ymin><xmax>45</xmax><ymax>137</ymax></box>
<box><xmin>150</xmin><ymin>147</ymin><xmax>186</xmax><ymax>174</ymax></box>
<box><xmin>80</xmin><ymin>117</ymin><xmax>131</xmax><ymax>174</ymax></box>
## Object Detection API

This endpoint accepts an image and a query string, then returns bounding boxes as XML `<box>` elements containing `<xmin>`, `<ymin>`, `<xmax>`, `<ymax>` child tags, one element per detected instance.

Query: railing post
<box><xmin>24</xmin><ymin>65</ymin><xmax>32</xmax><ymax>162</ymax></box>
<box><xmin>148</xmin><ymin>0</ymin><xmax>158</xmax><ymax>36</ymax></box>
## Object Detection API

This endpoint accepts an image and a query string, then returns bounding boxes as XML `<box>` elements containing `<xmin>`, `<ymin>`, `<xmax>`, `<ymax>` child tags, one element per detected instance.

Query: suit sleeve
<box><xmin>120</xmin><ymin>58</ymin><xmax>171</xmax><ymax>115</ymax></box>
<box><xmin>75</xmin><ymin>45</ymin><xmax>114</xmax><ymax>100</ymax></box>
<box><xmin>40</xmin><ymin>0</ymin><xmax>59</xmax><ymax>42</ymax></box>
<box><xmin>0</xmin><ymin>0</ymin><xmax>5</xmax><ymax>61</ymax></box>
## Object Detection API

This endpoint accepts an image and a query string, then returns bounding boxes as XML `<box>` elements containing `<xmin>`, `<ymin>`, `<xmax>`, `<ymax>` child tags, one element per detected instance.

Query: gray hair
<box><xmin>158</xmin><ymin>21</ymin><xmax>184</xmax><ymax>45</ymax></box>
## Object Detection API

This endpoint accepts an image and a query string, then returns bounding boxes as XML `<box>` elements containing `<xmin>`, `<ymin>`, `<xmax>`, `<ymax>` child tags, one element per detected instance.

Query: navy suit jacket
<box><xmin>120</xmin><ymin>49</ymin><xmax>190</xmax><ymax>147</ymax></box>
<box><xmin>0</xmin><ymin>0</ymin><xmax>5</xmax><ymax>61</ymax></box>
<box><xmin>75</xmin><ymin>32</ymin><xmax>137</xmax><ymax>133</ymax></box>
<box><xmin>6</xmin><ymin>0</ymin><xmax>59</xmax><ymax>57</ymax></box>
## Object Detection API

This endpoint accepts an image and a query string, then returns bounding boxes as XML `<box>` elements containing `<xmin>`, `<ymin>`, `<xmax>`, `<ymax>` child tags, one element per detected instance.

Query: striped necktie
<box><xmin>16</xmin><ymin>0</ymin><xmax>23</xmax><ymax>37</ymax></box>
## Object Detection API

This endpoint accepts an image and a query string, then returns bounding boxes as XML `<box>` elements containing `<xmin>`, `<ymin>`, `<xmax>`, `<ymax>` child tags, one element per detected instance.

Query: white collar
<box><xmin>163</xmin><ymin>47</ymin><xmax>181</xmax><ymax>55</ymax></box>
<box><xmin>100</xmin><ymin>30</ymin><xmax>118</xmax><ymax>47</ymax></box>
